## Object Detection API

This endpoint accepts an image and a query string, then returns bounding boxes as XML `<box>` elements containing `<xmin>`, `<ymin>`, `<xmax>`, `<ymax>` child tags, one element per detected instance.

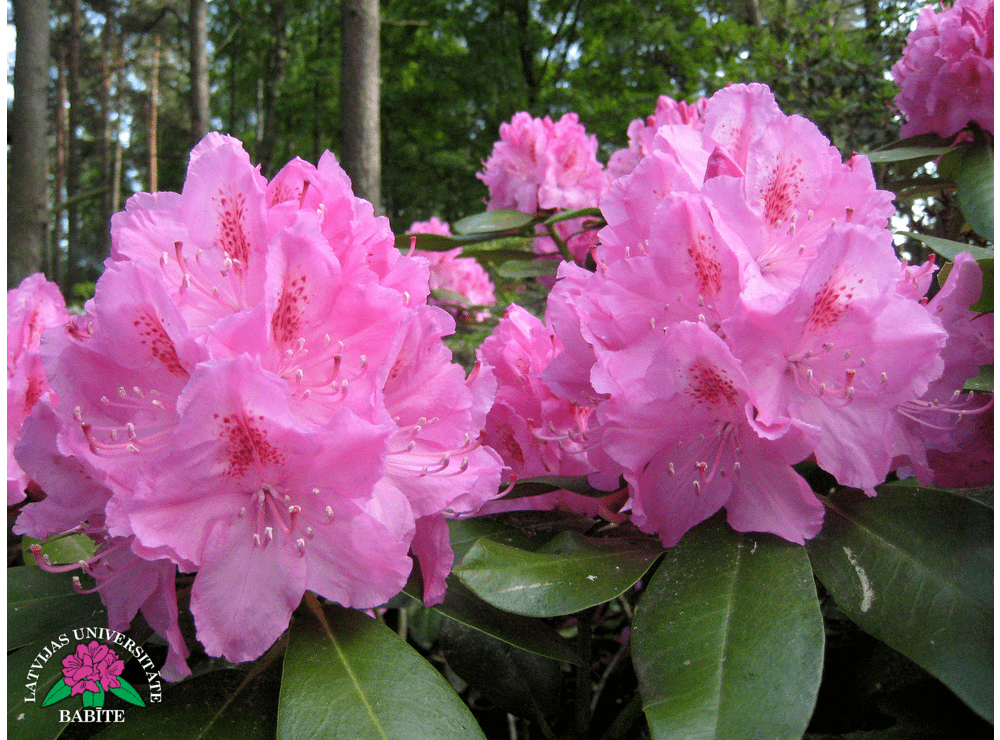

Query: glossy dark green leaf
<box><xmin>970</xmin><ymin>258</ymin><xmax>992</xmax><ymax>313</ymax></box>
<box><xmin>92</xmin><ymin>659</ymin><xmax>283</xmax><ymax>740</ymax></box>
<box><xmin>447</xmin><ymin>517</ymin><xmax>546</xmax><ymax>561</ymax></box>
<box><xmin>496</xmin><ymin>259</ymin><xmax>560</xmax><ymax>278</ymax></box>
<box><xmin>277</xmin><ymin>600</ymin><xmax>485</xmax><ymax>740</ymax></box>
<box><xmin>957</xmin><ymin>143</ymin><xmax>993</xmax><ymax>241</ymax></box>
<box><xmin>865</xmin><ymin>145</ymin><xmax>953</xmax><ymax>164</ymax></box>
<box><xmin>452</xmin><ymin>209</ymin><xmax>534</xmax><ymax>235</ymax></box>
<box><xmin>8</xmin><ymin>566</ymin><xmax>107</xmax><ymax>650</ymax></box>
<box><xmin>865</xmin><ymin>134</ymin><xmax>952</xmax><ymax>163</ymax></box>
<box><xmin>454</xmin><ymin>529</ymin><xmax>662</xmax><ymax>617</ymax></box>
<box><xmin>403</xmin><ymin>572</ymin><xmax>579</xmax><ymax>664</ymax></box>
<box><xmin>394</xmin><ymin>232</ymin><xmax>463</xmax><ymax>252</ymax></box>
<box><xmin>457</xmin><ymin>247</ymin><xmax>536</xmax><ymax>263</ymax></box>
<box><xmin>632</xmin><ymin>515</ymin><xmax>824</xmax><ymax>740</ymax></box>
<box><xmin>439</xmin><ymin>619</ymin><xmax>563</xmax><ymax>720</ymax></box>
<box><xmin>542</xmin><ymin>207</ymin><xmax>604</xmax><ymax>224</ymax></box>
<box><xmin>503</xmin><ymin>474</ymin><xmax>622</xmax><ymax>500</ymax></box>
<box><xmin>806</xmin><ymin>486</ymin><xmax>992</xmax><ymax>721</ymax></box>
<box><xmin>9</xmin><ymin>643</ymin><xmax>71</xmax><ymax>740</ymax></box>
<box><xmin>895</xmin><ymin>231</ymin><xmax>993</xmax><ymax>261</ymax></box>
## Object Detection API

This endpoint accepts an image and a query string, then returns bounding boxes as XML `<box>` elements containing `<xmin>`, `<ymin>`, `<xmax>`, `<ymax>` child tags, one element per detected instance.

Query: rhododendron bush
<box><xmin>8</xmin><ymin>22</ymin><xmax>993</xmax><ymax>740</ymax></box>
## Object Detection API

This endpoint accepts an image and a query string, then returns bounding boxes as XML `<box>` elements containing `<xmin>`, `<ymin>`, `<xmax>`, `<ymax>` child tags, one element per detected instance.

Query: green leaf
<box><xmin>452</xmin><ymin>210</ymin><xmax>535</xmax><ymax>235</ymax></box>
<box><xmin>496</xmin><ymin>259</ymin><xmax>560</xmax><ymax>278</ymax></box>
<box><xmin>394</xmin><ymin>232</ymin><xmax>463</xmax><ymax>252</ymax></box>
<box><xmin>454</xmin><ymin>530</ymin><xmax>662</xmax><ymax>617</ymax></box>
<box><xmin>9</xmin><ymin>643</ymin><xmax>72</xmax><ymax>740</ymax></box>
<box><xmin>632</xmin><ymin>515</ymin><xmax>824</xmax><ymax>740</ymax></box>
<box><xmin>92</xmin><ymin>659</ymin><xmax>283</xmax><ymax>740</ymax></box>
<box><xmin>869</xmin><ymin>132</ymin><xmax>956</xmax><ymax>154</ymax></box>
<box><xmin>965</xmin><ymin>364</ymin><xmax>993</xmax><ymax>392</ymax></box>
<box><xmin>429</xmin><ymin>288</ymin><xmax>472</xmax><ymax>306</ymax></box>
<box><xmin>109</xmin><ymin>676</ymin><xmax>146</xmax><ymax>707</ymax></box>
<box><xmin>541</xmin><ymin>207</ymin><xmax>604</xmax><ymax>224</ymax></box>
<box><xmin>23</xmin><ymin>534</ymin><xmax>98</xmax><ymax>566</ymax></box>
<box><xmin>971</xmin><ymin>258</ymin><xmax>992</xmax><ymax>313</ymax></box>
<box><xmin>403</xmin><ymin>572</ymin><xmax>580</xmax><ymax>664</ymax></box>
<box><xmin>864</xmin><ymin>145</ymin><xmax>953</xmax><ymax>164</ymax></box>
<box><xmin>447</xmin><ymin>517</ymin><xmax>547</xmax><ymax>562</ymax></box>
<box><xmin>806</xmin><ymin>486</ymin><xmax>993</xmax><ymax>721</ymax></box>
<box><xmin>503</xmin><ymin>474</ymin><xmax>622</xmax><ymax>500</ymax></box>
<box><xmin>8</xmin><ymin>566</ymin><xmax>107</xmax><ymax>651</ymax></box>
<box><xmin>39</xmin><ymin>680</ymin><xmax>72</xmax><ymax>708</ymax></box>
<box><xmin>277</xmin><ymin>599</ymin><xmax>486</xmax><ymax>740</ymax></box>
<box><xmin>895</xmin><ymin>231</ymin><xmax>993</xmax><ymax>261</ymax></box>
<box><xmin>438</xmin><ymin>619</ymin><xmax>563</xmax><ymax>721</ymax></box>
<box><xmin>957</xmin><ymin>142</ymin><xmax>994</xmax><ymax>241</ymax></box>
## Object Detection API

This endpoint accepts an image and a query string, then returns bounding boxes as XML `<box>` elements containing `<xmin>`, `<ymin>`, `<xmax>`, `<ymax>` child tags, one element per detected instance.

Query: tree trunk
<box><xmin>257</xmin><ymin>2</ymin><xmax>289</xmax><ymax>176</ymax></box>
<box><xmin>189</xmin><ymin>0</ymin><xmax>210</xmax><ymax>143</ymax></box>
<box><xmin>53</xmin><ymin>47</ymin><xmax>68</xmax><ymax>282</ymax></box>
<box><xmin>340</xmin><ymin>0</ymin><xmax>381</xmax><ymax>211</ymax></box>
<box><xmin>99</xmin><ymin>4</ymin><xmax>117</xmax><ymax>260</ymax></box>
<box><xmin>65</xmin><ymin>0</ymin><xmax>82</xmax><ymax>293</ymax></box>
<box><xmin>150</xmin><ymin>32</ymin><xmax>161</xmax><ymax>191</ymax></box>
<box><xmin>8</xmin><ymin>0</ymin><xmax>50</xmax><ymax>286</ymax></box>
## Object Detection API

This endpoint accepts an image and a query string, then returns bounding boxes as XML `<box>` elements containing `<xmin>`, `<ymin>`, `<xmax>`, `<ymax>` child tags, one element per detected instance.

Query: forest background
<box><xmin>8</xmin><ymin>0</ymin><xmax>927</xmax><ymax>297</ymax></box>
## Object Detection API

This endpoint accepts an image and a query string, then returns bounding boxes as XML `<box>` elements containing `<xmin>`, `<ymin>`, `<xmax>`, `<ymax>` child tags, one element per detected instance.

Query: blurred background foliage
<box><xmin>8</xmin><ymin>0</ymin><xmax>923</xmax><ymax>293</ymax></box>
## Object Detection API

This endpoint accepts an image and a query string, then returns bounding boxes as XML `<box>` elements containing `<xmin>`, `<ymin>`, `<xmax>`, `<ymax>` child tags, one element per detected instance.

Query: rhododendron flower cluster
<box><xmin>607</xmin><ymin>94</ymin><xmax>709</xmax><ymax>181</ymax></box>
<box><xmin>407</xmin><ymin>218</ymin><xmax>497</xmax><ymax>321</ymax></box>
<box><xmin>484</xmin><ymin>84</ymin><xmax>991</xmax><ymax>547</ymax></box>
<box><xmin>7</xmin><ymin>274</ymin><xmax>69</xmax><ymax>505</ymax></box>
<box><xmin>891</xmin><ymin>0</ymin><xmax>994</xmax><ymax>138</ymax></box>
<box><xmin>478</xmin><ymin>112</ymin><xmax>607</xmax><ymax>262</ymax></box>
<box><xmin>11</xmin><ymin>134</ymin><xmax>503</xmax><ymax>671</ymax></box>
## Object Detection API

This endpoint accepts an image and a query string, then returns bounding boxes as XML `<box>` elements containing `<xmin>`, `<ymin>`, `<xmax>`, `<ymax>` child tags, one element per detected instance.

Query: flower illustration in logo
<box><xmin>41</xmin><ymin>642</ymin><xmax>145</xmax><ymax>708</ymax></box>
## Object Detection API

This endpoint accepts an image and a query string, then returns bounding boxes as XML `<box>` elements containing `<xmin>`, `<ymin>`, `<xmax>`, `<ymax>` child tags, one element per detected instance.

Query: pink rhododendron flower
<box><xmin>891</xmin><ymin>252</ymin><xmax>993</xmax><ymax>485</ymax></box>
<box><xmin>478</xmin><ymin>112</ymin><xmax>606</xmax><ymax>263</ymax></box>
<box><xmin>406</xmin><ymin>219</ymin><xmax>497</xmax><ymax>322</ymax></box>
<box><xmin>7</xmin><ymin>273</ymin><xmax>69</xmax><ymax>504</ymax></box>
<box><xmin>534</xmin><ymin>83</ymin><xmax>981</xmax><ymax>547</ymax></box>
<box><xmin>478</xmin><ymin>304</ymin><xmax>597</xmax><ymax>480</ymax></box>
<box><xmin>407</xmin><ymin>217</ymin><xmax>452</xmax><ymax>236</ymax></box>
<box><xmin>607</xmin><ymin>94</ymin><xmax>709</xmax><ymax>180</ymax></box>
<box><xmin>478</xmin><ymin>112</ymin><xmax>605</xmax><ymax>214</ymax></box>
<box><xmin>891</xmin><ymin>0</ymin><xmax>994</xmax><ymax>137</ymax></box>
<box><xmin>14</xmin><ymin>133</ymin><xmax>503</xmax><ymax>667</ymax></box>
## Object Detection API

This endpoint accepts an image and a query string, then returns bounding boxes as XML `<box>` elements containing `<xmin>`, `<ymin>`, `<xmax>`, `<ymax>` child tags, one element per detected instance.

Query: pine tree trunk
<box><xmin>189</xmin><ymin>0</ymin><xmax>210</xmax><ymax>143</ymax></box>
<box><xmin>8</xmin><ymin>0</ymin><xmax>50</xmax><ymax>286</ymax></box>
<box><xmin>150</xmin><ymin>33</ymin><xmax>160</xmax><ymax>191</ymax></box>
<box><xmin>65</xmin><ymin>0</ymin><xmax>82</xmax><ymax>293</ymax></box>
<box><xmin>340</xmin><ymin>0</ymin><xmax>381</xmax><ymax>212</ymax></box>
<box><xmin>257</xmin><ymin>2</ymin><xmax>288</xmax><ymax>176</ymax></box>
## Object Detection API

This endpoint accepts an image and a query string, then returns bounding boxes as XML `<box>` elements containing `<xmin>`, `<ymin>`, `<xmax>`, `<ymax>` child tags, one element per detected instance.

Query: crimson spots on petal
<box><xmin>686</xmin><ymin>362</ymin><xmax>739</xmax><ymax>408</ymax></box>
<box><xmin>214</xmin><ymin>188</ymin><xmax>251</xmax><ymax>265</ymax></box>
<box><xmin>806</xmin><ymin>277</ymin><xmax>857</xmax><ymax>331</ymax></box>
<box><xmin>687</xmin><ymin>231</ymin><xmax>723</xmax><ymax>296</ymax></box>
<box><xmin>763</xmin><ymin>159</ymin><xmax>804</xmax><ymax>227</ymax></box>
<box><xmin>268</xmin><ymin>182</ymin><xmax>298</xmax><ymax>207</ymax></box>
<box><xmin>132</xmin><ymin>311</ymin><xmax>189</xmax><ymax>377</ymax></box>
<box><xmin>220</xmin><ymin>413</ymin><xmax>285</xmax><ymax>478</ymax></box>
<box><xmin>270</xmin><ymin>274</ymin><xmax>309</xmax><ymax>345</ymax></box>
<box><xmin>497</xmin><ymin>426</ymin><xmax>525</xmax><ymax>469</ymax></box>
<box><xmin>24</xmin><ymin>374</ymin><xmax>44</xmax><ymax>412</ymax></box>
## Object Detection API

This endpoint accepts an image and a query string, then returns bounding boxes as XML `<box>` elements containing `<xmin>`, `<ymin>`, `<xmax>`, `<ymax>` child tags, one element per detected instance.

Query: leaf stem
<box><xmin>574</xmin><ymin>608</ymin><xmax>593</xmax><ymax>738</ymax></box>
<box><xmin>595</xmin><ymin>692</ymin><xmax>645</xmax><ymax>740</ymax></box>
